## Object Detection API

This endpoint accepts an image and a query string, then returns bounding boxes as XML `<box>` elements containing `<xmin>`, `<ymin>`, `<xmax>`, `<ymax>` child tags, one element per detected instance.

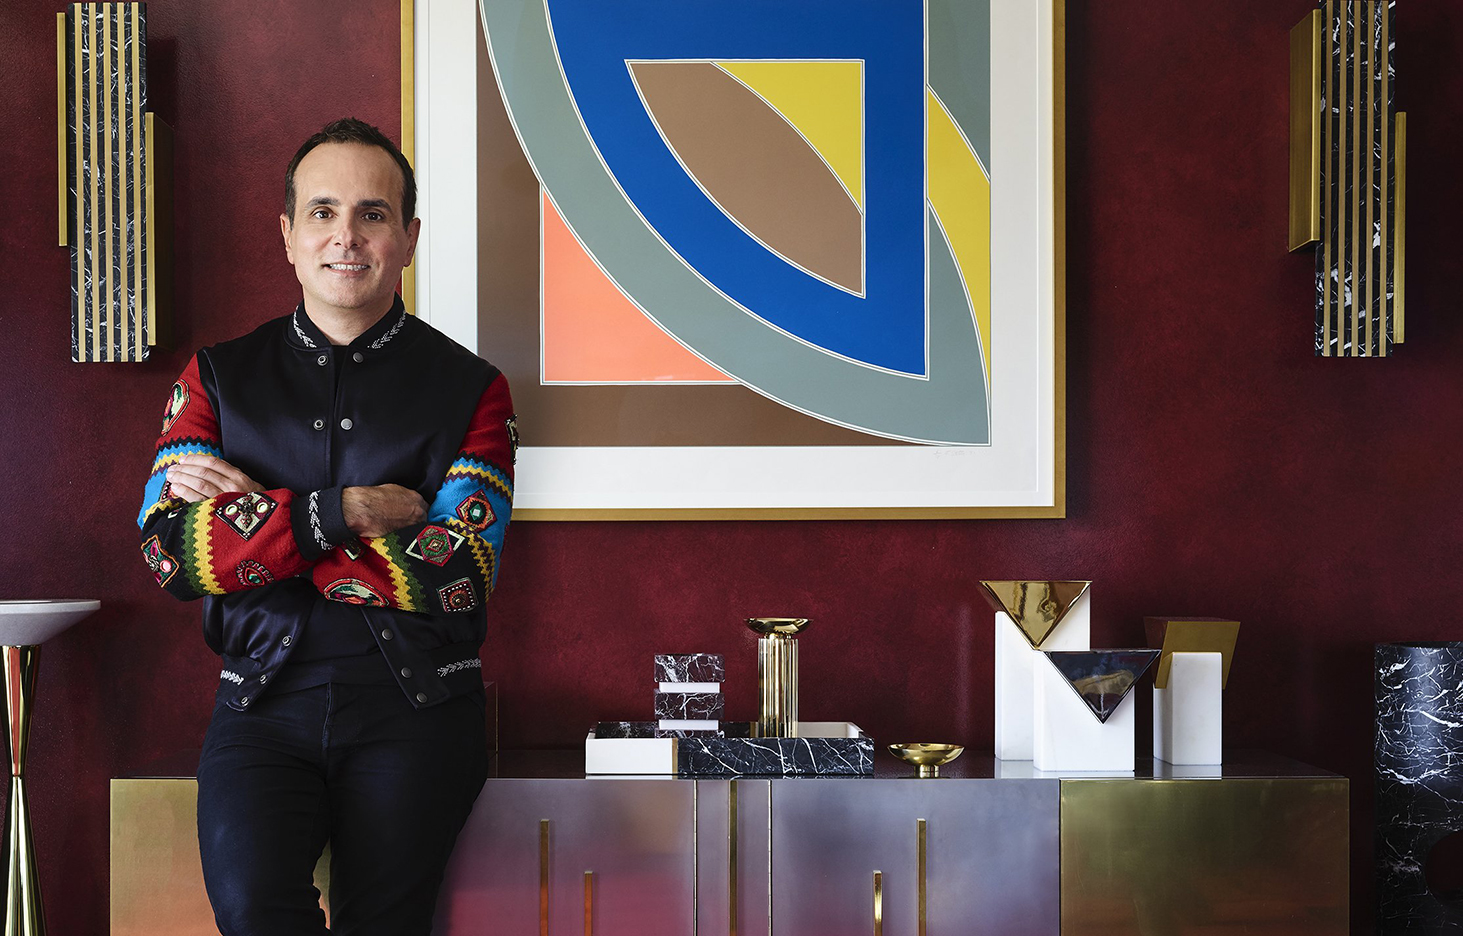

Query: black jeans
<box><xmin>196</xmin><ymin>683</ymin><xmax>489</xmax><ymax>936</ymax></box>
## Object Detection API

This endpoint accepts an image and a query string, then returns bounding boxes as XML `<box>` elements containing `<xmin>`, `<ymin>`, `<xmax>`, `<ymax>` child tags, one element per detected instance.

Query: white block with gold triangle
<box><xmin>983</xmin><ymin>582</ymin><xmax>1092</xmax><ymax>760</ymax></box>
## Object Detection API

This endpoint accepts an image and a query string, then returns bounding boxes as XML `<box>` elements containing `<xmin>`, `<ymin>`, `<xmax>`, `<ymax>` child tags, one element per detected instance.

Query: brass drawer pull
<box><xmin>540</xmin><ymin>819</ymin><xmax>550</xmax><ymax>936</ymax></box>
<box><xmin>873</xmin><ymin>870</ymin><xmax>884</xmax><ymax>935</ymax></box>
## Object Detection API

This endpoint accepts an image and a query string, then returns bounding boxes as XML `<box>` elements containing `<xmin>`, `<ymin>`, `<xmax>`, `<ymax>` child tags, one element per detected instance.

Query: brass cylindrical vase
<box><xmin>747</xmin><ymin>618</ymin><xmax>809</xmax><ymax>737</ymax></box>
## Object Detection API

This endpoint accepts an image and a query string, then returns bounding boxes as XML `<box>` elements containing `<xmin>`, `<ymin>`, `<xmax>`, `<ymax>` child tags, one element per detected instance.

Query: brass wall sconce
<box><xmin>58</xmin><ymin>3</ymin><xmax>172</xmax><ymax>363</ymax></box>
<box><xmin>1290</xmin><ymin>1</ymin><xmax>1405</xmax><ymax>357</ymax></box>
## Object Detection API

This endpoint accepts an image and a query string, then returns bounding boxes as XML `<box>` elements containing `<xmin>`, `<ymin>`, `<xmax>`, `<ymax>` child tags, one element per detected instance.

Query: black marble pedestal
<box><xmin>1376</xmin><ymin>642</ymin><xmax>1463</xmax><ymax>933</ymax></box>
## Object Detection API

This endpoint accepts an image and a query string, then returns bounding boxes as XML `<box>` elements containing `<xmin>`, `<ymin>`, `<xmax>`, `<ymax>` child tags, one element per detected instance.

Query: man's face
<box><xmin>280</xmin><ymin>142</ymin><xmax>420</xmax><ymax>320</ymax></box>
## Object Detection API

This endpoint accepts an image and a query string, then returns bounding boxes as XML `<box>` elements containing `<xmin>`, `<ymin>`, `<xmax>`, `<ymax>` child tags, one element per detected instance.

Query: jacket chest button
<box><xmin>340</xmin><ymin>418</ymin><xmax>354</xmax><ymax>431</ymax></box>
<box><xmin>400</xmin><ymin>667</ymin><xmax>413</xmax><ymax>679</ymax></box>
<box><xmin>317</xmin><ymin>354</ymin><xmax>328</xmax><ymax>366</ymax></box>
<box><xmin>416</xmin><ymin>693</ymin><xmax>428</xmax><ymax>704</ymax></box>
<box><xmin>352</xmin><ymin>352</ymin><xmax>365</xmax><ymax>363</ymax></box>
<box><xmin>313</xmin><ymin>419</ymin><xmax>324</xmax><ymax>431</ymax></box>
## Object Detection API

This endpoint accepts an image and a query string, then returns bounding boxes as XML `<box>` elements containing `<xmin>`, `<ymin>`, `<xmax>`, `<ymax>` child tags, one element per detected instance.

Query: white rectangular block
<box><xmin>1154</xmin><ymin>651</ymin><xmax>1223</xmax><ymax>766</ymax></box>
<box><xmin>1032</xmin><ymin>654</ymin><xmax>1135</xmax><ymax>772</ymax></box>
<box><xmin>994</xmin><ymin>592</ymin><xmax>1090</xmax><ymax>760</ymax></box>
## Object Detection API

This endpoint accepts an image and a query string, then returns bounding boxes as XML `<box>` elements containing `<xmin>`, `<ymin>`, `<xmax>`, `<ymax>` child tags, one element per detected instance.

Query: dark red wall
<box><xmin>3</xmin><ymin>1</ymin><xmax>1460</xmax><ymax>931</ymax></box>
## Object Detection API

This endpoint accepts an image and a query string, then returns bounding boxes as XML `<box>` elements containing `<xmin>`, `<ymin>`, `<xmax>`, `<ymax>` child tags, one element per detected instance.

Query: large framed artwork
<box><xmin>421</xmin><ymin>0</ymin><xmax>1064</xmax><ymax>519</ymax></box>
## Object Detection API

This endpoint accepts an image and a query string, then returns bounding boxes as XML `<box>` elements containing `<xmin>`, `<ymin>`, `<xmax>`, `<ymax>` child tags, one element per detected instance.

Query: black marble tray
<box><xmin>591</xmin><ymin>721</ymin><xmax>874</xmax><ymax>777</ymax></box>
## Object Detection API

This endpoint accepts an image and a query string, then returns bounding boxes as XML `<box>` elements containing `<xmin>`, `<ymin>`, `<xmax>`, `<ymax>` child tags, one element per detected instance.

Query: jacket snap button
<box><xmin>341</xmin><ymin>418</ymin><xmax>354</xmax><ymax>430</ymax></box>
<box><xmin>317</xmin><ymin>354</ymin><xmax>328</xmax><ymax>366</ymax></box>
<box><xmin>416</xmin><ymin>693</ymin><xmax>428</xmax><ymax>704</ymax></box>
<box><xmin>352</xmin><ymin>352</ymin><xmax>364</xmax><ymax>363</ymax></box>
<box><xmin>281</xmin><ymin>635</ymin><xmax>292</xmax><ymax>646</ymax></box>
<box><xmin>312</xmin><ymin>419</ymin><xmax>324</xmax><ymax>431</ymax></box>
<box><xmin>259</xmin><ymin>675</ymin><xmax>267</xmax><ymax>684</ymax></box>
<box><xmin>400</xmin><ymin>667</ymin><xmax>413</xmax><ymax>679</ymax></box>
<box><xmin>240</xmin><ymin>697</ymin><xmax>250</xmax><ymax>706</ymax></box>
<box><xmin>381</xmin><ymin>628</ymin><xmax>394</xmax><ymax>641</ymax></box>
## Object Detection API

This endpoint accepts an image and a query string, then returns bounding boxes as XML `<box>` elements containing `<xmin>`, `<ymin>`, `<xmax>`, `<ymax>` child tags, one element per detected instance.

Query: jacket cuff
<box><xmin>290</xmin><ymin>486</ymin><xmax>352</xmax><ymax>560</ymax></box>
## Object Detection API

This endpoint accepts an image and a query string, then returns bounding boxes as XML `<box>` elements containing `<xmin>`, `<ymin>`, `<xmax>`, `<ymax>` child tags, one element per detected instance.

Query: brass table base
<box><xmin>3</xmin><ymin>646</ymin><xmax>44</xmax><ymax>936</ymax></box>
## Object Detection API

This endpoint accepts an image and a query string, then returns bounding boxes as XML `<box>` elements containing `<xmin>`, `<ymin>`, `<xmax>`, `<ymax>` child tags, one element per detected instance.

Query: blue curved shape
<box><xmin>545</xmin><ymin>0</ymin><xmax>927</xmax><ymax>375</ymax></box>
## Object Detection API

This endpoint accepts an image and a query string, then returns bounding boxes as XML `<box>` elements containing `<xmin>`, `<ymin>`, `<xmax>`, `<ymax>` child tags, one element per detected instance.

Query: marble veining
<box><xmin>654</xmin><ymin>653</ymin><xmax>725</xmax><ymax>683</ymax></box>
<box><xmin>678</xmin><ymin>726</ymin><xmax>874</xmax><ymax>778</ymax></box>
<box><xmin>1375</xmin><ymin>642</ymin><xmax>1463</xmax><ymax>931</ymax></box>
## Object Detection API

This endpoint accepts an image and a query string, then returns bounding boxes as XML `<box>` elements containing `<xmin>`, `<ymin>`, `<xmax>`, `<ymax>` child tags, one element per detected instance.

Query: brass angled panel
<box><xmin>1394</xmin><ymin>111</ymin><xmax>1406</xmax><ymax>342</ymax></box>
<box><xmin>1144</xmin><ymin>617</ymin><xmax>1240</xmax><ymax>689</ymax></box>
<box><xmin>1288</xmin><ymin>11</ymin><xmax>1321</xmax><ymax>251</ymax></box>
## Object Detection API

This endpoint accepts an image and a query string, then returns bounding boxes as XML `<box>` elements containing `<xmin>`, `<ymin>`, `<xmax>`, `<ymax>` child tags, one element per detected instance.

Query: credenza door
<box><xmin>768</xmin><ymin>779</ymin><xmax>1060</xmax><ymax>936</ymax></box>
<box><xmin>435</xmin><ymin>778</ymin><xmax>695</xmax><ymax>935</ymax></box>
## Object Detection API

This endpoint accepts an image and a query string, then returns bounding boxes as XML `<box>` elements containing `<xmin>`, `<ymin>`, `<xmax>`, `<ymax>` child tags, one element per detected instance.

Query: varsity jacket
<box><xmin>137</xmin><ymin>298</ymin><xmax>515</xmax><ymax>711</ymax></box>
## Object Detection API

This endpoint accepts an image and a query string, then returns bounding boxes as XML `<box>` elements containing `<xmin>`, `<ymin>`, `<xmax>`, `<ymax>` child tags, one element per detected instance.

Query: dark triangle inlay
<box><xmin>1043</xmin><ymin>650</ymin><xmax>1159</xmax><ymax>724</ymax></box>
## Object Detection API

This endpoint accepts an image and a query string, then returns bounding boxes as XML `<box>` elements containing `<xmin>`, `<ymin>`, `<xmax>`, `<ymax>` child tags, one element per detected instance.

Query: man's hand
<box><xmin>166</xmin><ymin>454</ymin><xmax>264</xmax><ymax>503</ymax></box>
<box><xmin>343</xmin><ymin>485</ymin><xmax>428</xmax><ymax>539</ymax></box>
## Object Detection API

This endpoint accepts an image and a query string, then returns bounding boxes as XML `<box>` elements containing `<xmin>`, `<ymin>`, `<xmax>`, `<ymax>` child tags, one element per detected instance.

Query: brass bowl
<box><xmin>888</xmin><ymin>743</ymin><xmax>965</xmax><ymax>778</ymax></box>
<box><xmin>746</xmin><ymin>617</ymin><xmax>810</xmax><ymax>636</ymax></box>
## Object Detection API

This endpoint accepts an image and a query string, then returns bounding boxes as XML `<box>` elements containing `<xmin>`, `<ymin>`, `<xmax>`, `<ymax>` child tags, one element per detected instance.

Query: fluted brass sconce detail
<box><xmin>58</xmin><ymin>3</ymin><xmax>171</xmax><ymax>362</ymax></box>
<box><xmin>1290</xmin><ymin>1</ymin><xmax>1405</xmax><ymax>357</ymax></box>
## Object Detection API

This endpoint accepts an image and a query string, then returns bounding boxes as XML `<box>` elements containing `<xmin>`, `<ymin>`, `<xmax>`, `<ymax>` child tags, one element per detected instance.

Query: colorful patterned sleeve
<box><xmin>310</xmin><ymin>373</ymin><xmax>515</xmax><ymax>615</ymax></box>
<box><xmin>138</xmin><ymin>355</ymin><xmax>322</xmax><ymax>600</ymax></box>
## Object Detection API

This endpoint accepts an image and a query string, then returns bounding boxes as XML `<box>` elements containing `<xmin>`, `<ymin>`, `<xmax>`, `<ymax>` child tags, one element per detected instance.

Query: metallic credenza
<box><xmin>111</xmin><ymin>751</ymin><xmax>1348</xmax><ymax>935</ymax></box>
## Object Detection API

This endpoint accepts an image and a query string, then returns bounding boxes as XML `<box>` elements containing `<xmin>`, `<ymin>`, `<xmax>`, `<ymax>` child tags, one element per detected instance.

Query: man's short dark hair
<box><xmin>284</xmin><ymin>117</ymin><xmax>416</xmax><ymax>226</ymax></box>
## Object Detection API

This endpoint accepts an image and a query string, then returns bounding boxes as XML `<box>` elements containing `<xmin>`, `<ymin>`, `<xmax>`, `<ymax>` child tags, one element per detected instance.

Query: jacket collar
<box><xmin>287</xmin><ymin>295</ymin><xmax>411</xmax><ymax>353</ymax></box>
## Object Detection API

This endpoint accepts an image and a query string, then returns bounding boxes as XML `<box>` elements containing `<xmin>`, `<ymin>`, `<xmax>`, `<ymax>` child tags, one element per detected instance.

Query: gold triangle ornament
<box><xmin>978</xmin><ymin>581</ymin><xmax>1092</xmax><ymax>650</ymax></box>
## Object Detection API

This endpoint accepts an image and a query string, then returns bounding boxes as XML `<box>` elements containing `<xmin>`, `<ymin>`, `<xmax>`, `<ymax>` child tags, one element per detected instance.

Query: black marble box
<box><xmin>654</xmin><ymin>691</ymin><xmax>724</xmax><ymax>721</ymax></box>
<box><xmin>596</xmin><ymin>721</ymin><xmax>723</xmax><ymax>739</ymax></box>
<box><xmin>654</xmin><ymin>653</ymin><xmax>725</xmax><ymax>684</ymax></box>
<box><xmin>588</xmin><ymin>722</ymin><xmax>873</xmax><ymax>777</ymax></box>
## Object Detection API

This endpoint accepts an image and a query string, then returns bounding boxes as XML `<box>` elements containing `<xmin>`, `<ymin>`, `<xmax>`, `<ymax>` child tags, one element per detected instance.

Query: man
<box><xmin>138</xmin><ymin>118</ymin><xmax>514</xmax><ymax>935</ymax></box>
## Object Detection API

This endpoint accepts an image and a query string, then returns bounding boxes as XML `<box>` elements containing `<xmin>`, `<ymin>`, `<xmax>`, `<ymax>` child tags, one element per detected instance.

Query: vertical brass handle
<box><xmin>873</xmin><ymin>870</ymin><xmax>883</xmax><ymax>935</ymax></box>
<box><xmin>539</xmin><ymin>819</ymin><xmax>550</xmax><ymax>936</ymax></box>
<box><xmin>917</xmin><ymin>818</ymin><xmax>927</xmax><ymax>936</ymax></box>
<box><xmin>729</xmin><ymin>781</ymin><xmax>739</xmax><ymax>936</ymax></box>
<box><xmin>583</xmin><ymin>870</ymin><xmax>593</xmax><ymax>936</ymax></box>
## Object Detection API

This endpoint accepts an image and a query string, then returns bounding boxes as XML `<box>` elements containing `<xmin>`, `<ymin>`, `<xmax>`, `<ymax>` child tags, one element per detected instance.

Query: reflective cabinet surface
<box><xmin>769</xmin><ymin>778</ymin><xmax>1061</xmax><ymax>936</ymax></box>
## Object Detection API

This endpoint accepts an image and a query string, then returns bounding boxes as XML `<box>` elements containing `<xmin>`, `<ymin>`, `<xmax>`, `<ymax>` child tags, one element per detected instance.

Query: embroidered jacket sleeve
<box><xmin>138</xmin><ymin>355</ymin><xmax>339</xmax><ymax>600</ymax></box>
<box><xmin>310</xmin><ymin>373</ymin><xmax>515</xmax><ymax>614</ymax></box>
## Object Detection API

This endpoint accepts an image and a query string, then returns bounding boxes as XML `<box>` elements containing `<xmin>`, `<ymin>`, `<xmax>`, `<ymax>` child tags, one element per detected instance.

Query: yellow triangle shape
<box><xmin>716</xmin><ymin>61</ymin><xmax>863</xmax><ymax>211</ymax></box>
<box><xmin>978</xmin><ymin>581</ymin><xmax>1092</xmax><ymax>649</ymax></box>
